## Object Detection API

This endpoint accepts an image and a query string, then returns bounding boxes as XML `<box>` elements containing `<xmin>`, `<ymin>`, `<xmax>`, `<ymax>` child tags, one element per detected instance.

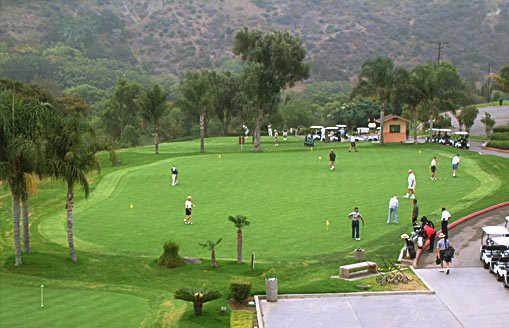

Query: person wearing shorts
<box><xmin>329</xmin><ymin>149</ymin><xmax>336</xmax><ymax>171</ymax></box>
<box><xmin>283</xmin><ymin>129</ymin><xmax>288</xmax><ymax>142</ymax></box>
<box><xmin>171</xmin><ymin>166</ymin><xmax>178</xmax><ymax>186</ymax></box>
<box><xmin>452</xmin><ymin>154</ymin><xmax>460</xmax><ymax>177</ymax></box>
<box><xmin>404</xmin><ymin>169</ymin><xmax>416</xmax><ymax>199</ymax></box>
<box><xmin>184</xmin><ymin>196</ymin><xmax>195</xmax><ymax>225</ymax></box>
<box><xmin>430</xmin><ymin>157</ymin><xmax>437</xmax><ymax>181</ymax></box>
<box><xmin>347</xmin><ymin>207</ymin><xmax>365</xmax><ymax>240</ymax></box>
<box><xmin>441</xmin><ymin>207</ymin><xmax>451</xmax><ymax>239</ymax></box>
<box><xmin>349</xmin><ymin>135</ymin><xmax>357</xmax><ymax>152</ymax></box>
<box><xmin>436</xmin><ymin>232</ymin><xmax>453</xmax><ymax>274</ymax></box>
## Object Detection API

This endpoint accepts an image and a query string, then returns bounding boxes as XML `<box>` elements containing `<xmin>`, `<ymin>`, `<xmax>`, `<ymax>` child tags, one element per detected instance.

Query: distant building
<box><xmin>376</xmin><ymin>115</ymin><xmax>408</xmax><ymax>143</ymax></box>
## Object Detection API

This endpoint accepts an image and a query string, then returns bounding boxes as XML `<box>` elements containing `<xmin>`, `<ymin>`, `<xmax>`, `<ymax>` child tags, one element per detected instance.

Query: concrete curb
<box><xmin>483</xmin><ymin>146</ymin><xmax>509</xmax><ymax>153</ymax></box>
<box><xmin>409</xmin><ymin>266</ymin><xmax>435</xmax><ymax>293</ymax></box>
<box><xmin>412</xmin><ymin>201</ymin><xmax>509</xmax><ymax>268</ymax></box>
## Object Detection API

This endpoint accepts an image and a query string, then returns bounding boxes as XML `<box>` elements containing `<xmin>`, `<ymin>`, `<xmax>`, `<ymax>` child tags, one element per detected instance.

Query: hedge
<box><xmin>491</xmin><ymin>132</ymin><xmax>509</xmax><ymax>140</ymax></box>
<box><xmin>487</xmin><ymin>140</ymin><xmax>509</xmax><ymax>149</ymax></box>
<box><xmin>493</xmin><ymin>125</ymin><xmax>509</xmax><ymax>133</ymax></box>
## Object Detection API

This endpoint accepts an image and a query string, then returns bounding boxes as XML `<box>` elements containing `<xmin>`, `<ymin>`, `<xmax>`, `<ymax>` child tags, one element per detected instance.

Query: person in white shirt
<box><xmin>347</xmin><ymin>207</ymin><xmax>366</xmax><ymax>240</ymax></box>
<box><xmin>430</xmin><ymin>156</ymin><xmax>438</xmax><ymax>181</ymax></box>
<box><xmin>348</xmin><ymin>135</ymin><xmax>358</xmax><ymax>152</ymax></box>
<box><xmin>267</xmin><ymin>124</ymin><xmax>273</xmax><ymax>137</ymax></box>
<box><xmin>387</xmin><ymin>195</ymin><xmax>399</xmax><ymax>224</ymax></box>
<box><xmin>441</xmin><ymin>207</ymin><xmax>451</xmax><ymax>238</ymax></box>
<box><xmin>452</xmin><ymin>154</ymin><xmax>460</xmax><ymax>177</ymax></box>
<box><xmin>171</xmin><ymin>165</ymin><xmax>178</xmax><ymax>186</ymax></box>
<box><xmin>184</xmin><ymin>196</ymin><xmax>195</xmax><ymax>225</ymax></box>
<box><xmin>274</xmin><ymin>129</ymin><xmax>279</xmax><ymax>146</ymax></box>
<box><xmin>404</xmin><ymin>169</ymin><xmax>416</xmax><ymax>199</ymax></box>
<box><xmin>282</xmin><ymin>129</ymin><xmax>288</xmax><ymax>142</ymax></box>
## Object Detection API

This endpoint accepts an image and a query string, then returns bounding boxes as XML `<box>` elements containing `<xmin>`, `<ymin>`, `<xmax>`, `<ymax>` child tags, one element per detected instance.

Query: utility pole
<box><xmin>487</xmin><ymin>63</ymin><xmax>492</xmax><ymax>102</ymax></box>
<box><xmin>434</xmin><ymin>41</ymin><xmax>448</xmax><ymax>64</ymax></box>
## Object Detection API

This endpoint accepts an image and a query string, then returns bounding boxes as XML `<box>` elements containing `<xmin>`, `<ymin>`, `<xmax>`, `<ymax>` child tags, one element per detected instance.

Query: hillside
<box><xmin>1</xmin><ymin>0</ymin><xmax>508</xmax><ymax>82</ymax></box>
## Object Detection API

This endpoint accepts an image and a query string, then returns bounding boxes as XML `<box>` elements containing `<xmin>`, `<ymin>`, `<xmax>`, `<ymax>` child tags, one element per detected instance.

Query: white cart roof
<box><xmin>326</xmin><ymin>126</ymin><xmax>339</xmax><ymax>130</ymax></box>
<box><xmin>453</xmin><ymin>131</ymin><xmax>469</xmax><ymax>135</ymax></box>
<box><xmin>482</xmin><ymin>226</ymin><xmax>509</xmax><ymax>235</ymax></box>
<box><xmin>310</xmin><ymin>125</ymin><xmax>324</xmax><ymax>129</ymax></box>
<box><xmin>491</xmin><ymin>237</ymin><xmax>509</xmax><ymax>247</ymax></box>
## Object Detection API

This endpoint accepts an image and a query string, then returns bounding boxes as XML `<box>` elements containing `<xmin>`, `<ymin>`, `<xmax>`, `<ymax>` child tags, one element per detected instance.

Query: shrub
<box><xmin>487</xmin><ymin>140</ymin><xmax>509</xmax><ymax>149</ymax></box>
<box><xmin>493</xmin><ymin>125</ymin><xmax>509</xmax><ymax>133</ymax></box>
<box><xmin>158</xmin><ymin>241</ymin><xmax>185</xmax><ymax>268</ymax></box>
<box><xmin>229</xmin><ymin>279</ymin><xmax>251</xmax><ymax>303</ymax></box>
<box><xmin>491</xmin><ymin>132</ymin><xmax>509</xmax><ymax>140</ymax></box>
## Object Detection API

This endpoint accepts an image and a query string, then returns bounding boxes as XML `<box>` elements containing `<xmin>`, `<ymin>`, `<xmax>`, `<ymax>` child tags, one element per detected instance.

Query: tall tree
<box><xmin>0</xmin><ymin>81</ymin><xmax>50</xmax><ymax>265</ymax></box>
<box><xmin>457</xmin><ymin>105</ymin><xmax>479</xmax><ymax>132</ymax></box>
<box><xmin>481</xmin><ymin>112</ymin><xmax>496</xmax><ymax>136</ymax></box>
<box><xmin>233</xmin><ymin>28</ymin><xmax>309</xmax><ymax>151</ymax></box>
<box><xmin>228</xmin><ymin>215</ymin><xmax>250</xmax><ymax>264</ymax></box>
<box><xmin>179</xmin><ymin>71</ymin><xmax>214</xmax><ymax>153</ymax></box>
<box><xmin>209</xmin><ymin>71</ymin><xmax>241</xmax><ymax>135</ymax></box>
<box><xmin>351</xmin><ymin>57</ymin><xmax>404</xmax><ymax>144</ymax></box>
<box><xmin>138</xmin><ymin>84</ymin><xmax>169</xmax><ymax>154</ymax></box>
<box><xmin>46</xmin><ymin>96</ymin><xmax>99</xmax><ymax>263</ymax></box>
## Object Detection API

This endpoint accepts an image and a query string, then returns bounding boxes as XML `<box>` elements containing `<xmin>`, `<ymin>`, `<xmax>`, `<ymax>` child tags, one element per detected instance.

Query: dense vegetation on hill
<box><xmin>1</xmin><ymin>0</ymin><xmax>508</xmax><ymax>83</ymax></box>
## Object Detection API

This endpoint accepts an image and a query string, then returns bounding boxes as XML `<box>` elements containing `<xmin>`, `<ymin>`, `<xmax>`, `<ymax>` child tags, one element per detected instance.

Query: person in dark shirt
<box><xmin>329</xmin><ymin>149</ymin><xmax>336</xmax><ymax>171</ymax></box>
<box><xmin>171</xmin><ymin>165</ymin><xmax>178</xmax><ymax>186</ymax></box>
<box><xmin>411</xmin><ymin>199</ymin><xmax>419</xmax><ymax>224</ymax></box>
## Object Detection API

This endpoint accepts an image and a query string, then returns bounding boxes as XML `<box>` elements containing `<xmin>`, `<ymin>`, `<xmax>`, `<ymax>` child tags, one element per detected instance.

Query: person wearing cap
<box><xmin>329</xmin><ymin>149</ymin><xmax>336</xmax><ymax>171</ymax></box>
<box><xmin>441</xmin><ymin>207</ymin><xmax>451</xmax><ymax>238</ymax></box>
<box><xmin>184</xmin><ymin>196</ymin><xmax>195</xmax><ymax>225</ymax></box>
<box><xmin>436</xmin><ymin>232</ymin><xmax>453</xmax><ymax>274</ymax></box>
<box><xmin>387</xmin><ymin>195</ymin><xmax>399</xmax><ymax>224</ymax></box>
<box><xmin>171</xmin><ymin>165</ymin><xmax>178</xmax><ymax>186</ymax></box>
<box><xmin>452</xmin><ymin>154</ymin><xmax>460</xmax><ymax>177</ymax></box>
<box><xmin>401</xmin><ymin>233</ymin><xmax>416</xmax><ymax>259</ymax></box>
<box><xmin>404</xmin><ymin>169</ymin><xmax>416</xmax><ymax>199</ymax></box>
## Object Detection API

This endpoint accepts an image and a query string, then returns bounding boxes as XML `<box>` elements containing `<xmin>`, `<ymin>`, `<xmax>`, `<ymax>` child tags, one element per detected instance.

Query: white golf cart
<box><xmin>452</xmin><ymin>131</ymin><xmax>470</xmax><ymax>149</ymax></box>
<box><xmin>480</xmin><ymin>225</ymin><xmax>509</xmax><ymax>269</ymax></box>
<box><xmin>325</xmin><ymin>126</ymin><xmax>340</xmax><ymax>142</ymax></box>
<box><xmin>310</xmin><ymin>125</ymin><xmax>324</xmax><ymax>141</ymax></box>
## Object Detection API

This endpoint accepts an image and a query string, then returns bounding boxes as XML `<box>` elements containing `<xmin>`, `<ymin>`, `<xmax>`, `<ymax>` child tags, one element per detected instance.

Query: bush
<box><xmin>491</xmin><ymin>132</ymin><xmax>509</xmax><ymax>140</ymax></box>
<box><xmin>174</xmin><ymin>288</ymin><xmax>222</xmax><ymax>316</ymax></box>
<box><xmin>487</xmin><ymin>140</ymin><xmax>509</xmax><ymax>149</ymax></box>
<box><xmin>158</xmin><ymin>241</ymin><xmax>185</xmax><ymax>268</ymax></box>
<box><xmin>493</xmin><ymin>125</ymin><xmax>509</xmax><ymax>133</ymax></box>
<box><xmin>229</xmin><ymin>279</ymin><xmax>251</xmax><ymax>303</ymax></box>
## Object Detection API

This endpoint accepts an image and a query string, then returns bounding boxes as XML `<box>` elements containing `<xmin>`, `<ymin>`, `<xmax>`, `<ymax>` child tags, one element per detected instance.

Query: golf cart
<box><xmin>488</xmin><ymin>236</ymin><xmax>509</xmax><ymax>281</ymax></box>
<box><xmin>325</xmin><ymin>126</ymin><xmax>340</xmax><ymax>142</ymax></box>
<box><xmin>427</xmin><ymin>128</ymin><xmax>452</xmax><ymax>145</ymax></box>
<box><xmin>453</xmin><ymin>131</ymin><xmax>470</xmax><ymax>149</ymax></box>
<box><xmin>310</xmin><ymin>125</ymin><xmax>324</xmax><ymax>141</ymax></box>
<box><xmin>480</xmin><ymin>225</ymin><xmax>509</xmax><ymax>269</ymax></box>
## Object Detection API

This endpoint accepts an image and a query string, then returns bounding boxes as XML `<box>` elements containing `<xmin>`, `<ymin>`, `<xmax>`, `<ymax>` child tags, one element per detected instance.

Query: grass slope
<box><xmin>1</xmin><ymin>137</ymin><xmax>508</xmax><ymax>327</ymax></box>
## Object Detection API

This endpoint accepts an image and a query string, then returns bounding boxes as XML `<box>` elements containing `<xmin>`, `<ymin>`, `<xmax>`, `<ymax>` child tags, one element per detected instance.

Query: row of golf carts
<box><xmin>480</xmin><ymin>216</ymin><xmax>509</xmax><ymax>288</ymax></box>
<box><xmin>308</xmin><ymin>125</ymin><xmax>380</xmax><ymax>143</ymax></box>
<box><xmin>426</xmin><ymin>129</ymin><xmax>470</xmax><ymax>149</ymax></box>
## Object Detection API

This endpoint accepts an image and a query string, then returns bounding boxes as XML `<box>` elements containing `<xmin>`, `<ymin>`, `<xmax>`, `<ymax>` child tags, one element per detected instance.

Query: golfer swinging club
<box><xmin>348</xmin><ymin>207</ymin><xmax>366</xmax><ymax>241</ymax></box>
<box><xmin>171</xmin><ymin>165</ymin><xmax>178</xmax><ymax>186</ymax></box>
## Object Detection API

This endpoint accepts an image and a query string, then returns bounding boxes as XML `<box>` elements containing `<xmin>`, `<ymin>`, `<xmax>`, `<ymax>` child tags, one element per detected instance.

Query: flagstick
<box><xmin>40</xmin><ymin>284</ymin><xmax>44</xmax><ymax>308</ymax></box>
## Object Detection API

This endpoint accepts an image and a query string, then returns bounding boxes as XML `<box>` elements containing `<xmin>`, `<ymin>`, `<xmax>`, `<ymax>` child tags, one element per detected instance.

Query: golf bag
<box><xmin>405</xmin><ymin>239</ymin><xmax>416</xmax><ymax>259</ymax></box>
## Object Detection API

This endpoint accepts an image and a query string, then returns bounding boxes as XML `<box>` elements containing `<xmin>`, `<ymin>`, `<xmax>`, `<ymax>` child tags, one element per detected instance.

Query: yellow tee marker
<box><xmin>325</xmin><ymin>219</ymin><xmax>331</xmax><ymax>230</ymax></box>
<box><xmin>129</xmin><ymin>204</ymin><xmax>134</xmax><ymax>209</ymax></box>
<box><xmin>218</xmin><ymin>154</ymin><xmax>222</xmax><ymax>159</ymax></box>
<box><xmin>318</xmin><ymin>156</ymin><xmax>322</xmax><ymax>160</ymax></box>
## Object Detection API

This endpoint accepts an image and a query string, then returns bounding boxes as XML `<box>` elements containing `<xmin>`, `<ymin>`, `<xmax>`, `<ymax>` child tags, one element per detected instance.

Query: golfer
<box><xmin>430</xmin><ymin>156</ymin><xmax>437</xmax><ymax>181</ymax></box>
<box><xmin>452</xmin><ymin>154</ymin><xmax>460</xmax><ymax>177</ymax></box>
<box><xmin>184</xmin><ymin>196</ymin><xmax>195</xmax><ymax>225</ymax></box>
<box><xmin>347</xmin><ymin>207</ymin><xmax>365</xmax><ymax>241</ymax></box>
<box><xmin>387</xmin><ymin>195</ymin><xmax>399</xmax><ymax>224</ymax></box>
<box><xmin>348</xmin><ymin>134</ymin><xmax>358</xmax><ymax>152</ymax></box>
<box><xmin>283</xmin><ymin>129</ymin><xmax>288</xmax><ymax>142</ymax></box>
<box><xmin>404</xmin><ymin>169</ymin><xmax>416</xmax><ymax>199</ymax></box>
<box><xmin>171</xmin><ymin>165</ymin><xmax>178</xmax><ymax>186</ymax></box>
<box><xmin>329</xmin><ymin>149</ymin><xmax>336</xmax><ymax>171</ymax></box>
<box><xmin>436</xmin><ymin>232</ymin><xmax>453</xmax><ymax>274</ymax></box>
<box><xmin>441</xmin><ymin>207</ymin><xmax>451</xmax><ymax>238</ymax></box>
<box><xmin>274</xmin><ymin>129</ymin><xmax>279</xmax><ymax>146</ymax></box>
<box><xmin>411</xmin><ymin>199</ymin><xmax>419</xmax><ymax>225</ymax></box>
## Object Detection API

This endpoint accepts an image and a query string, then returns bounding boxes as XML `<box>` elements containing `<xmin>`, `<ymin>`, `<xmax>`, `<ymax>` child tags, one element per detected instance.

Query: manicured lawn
<box><xmin>1</xmin><ymin>136</ymin><xmax>508</xmax><ymax>327</ymax></box>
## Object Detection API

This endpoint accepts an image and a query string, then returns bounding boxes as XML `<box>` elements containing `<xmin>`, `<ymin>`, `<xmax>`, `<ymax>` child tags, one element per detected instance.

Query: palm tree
<box><xmin>228</xmin><ymin>215</ymin><xmax>250</xmax><ymax>264</ymax></box>
<box><xmin>0</xmin><ymin>87</ymin><xmax>48</xmax><ymax>265</ymax></box>
<box><xmin>199</xmin><ymin>238</ymin><xmax>222</xmax><ymax>268</ymax></box>
<box><xmin>46</xmin><ymin>96</ymin><xmax>99</xmax><ymax>263</ymax></box>
<box><xmin>352</xmin><ymin>57</ymin><xmax>404</xmax><ymax>144</ymax></box>
<box><xmin>174</xmin><ymin>288</ymin><xmax>222</xmax><ymax>316</ymax></box>
<box><xmin>138</xmin><ymin>84</ymin><xmax>169</xmax><ymax>155</ymax></box>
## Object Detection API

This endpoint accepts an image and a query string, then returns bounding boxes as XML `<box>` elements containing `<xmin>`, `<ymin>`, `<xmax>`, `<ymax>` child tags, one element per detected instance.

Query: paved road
<box><xmin>260</xmin><ymin>293</ymin><xmax>462</xmax><ymax>328</ymax></box>
<box><xmin>469</xmin><ymin>140</ymin><xmax>509</xmax><ymax>158</ymax></box>
<box><xmin>447</xmin><ymin>106</ymin><xmax>509</xmax><ymax>136</ymax></box>
<box><xmin>416</xmin><ymin>268</ymin><xmax>509</xmax><ymax>328</ymax></box>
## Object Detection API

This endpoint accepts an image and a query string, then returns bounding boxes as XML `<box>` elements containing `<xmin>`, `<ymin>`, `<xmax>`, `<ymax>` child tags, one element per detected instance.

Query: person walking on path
<box><xmin>441</xmin><ymin>207</ymin><xmax>451</xmax><ymax>238</ymax></box>
<box><xmin>348</xmin><ymin>134</ymin><xmax>358</xmax><ymax>152</ymax></box>
<box><xmin>171</xmin><ymin>165</ymin><xmax>179</xmax><ymax>186</ymax></box>
<box><xmin>387</xmin><ymin>195</ymin><xmax>399</xmax><ymax>224</ymax></box>
<box><xmin>430</xmin><ymin>156</ymin><xmax>438</xmax><ymax>181</ymax></box>
<box><xmin>436</xmin><ymin>232</ymin><xmax>454</xmax><ymax>274</ymax></box>
<box><xmin>411</xmin><ymin>199</ymin><xmax>419</xmax><ymax>225</ymax></box>
<box><xmin>404</xmin><ymin>169</ymin><xmax>416</xmax><ymax>199</ymax></box>
<box><xmin>184</xmin><ymin>196</ymin><xmax>196</xmax><ymax>225</ymax></box>
<box><xmin>452</xmin><ymin>154</ymin><xmax>460</xmax><ymax>177</ymax></box>
<box><xmin>347</xmin><ymin>207</ymin><xmax>366</xmax><ymax>241</ymax></box>
<box><xmin>329</xmin><ymin>149</ymin><xmax>336</xmax><ymax>171</ymax></box>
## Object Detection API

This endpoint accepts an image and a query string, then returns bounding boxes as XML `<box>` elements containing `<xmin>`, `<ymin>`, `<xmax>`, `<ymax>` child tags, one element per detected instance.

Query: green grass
<box><xmin>2</xmin><ymin>136</ymin><xmax>509</xmax><ymax>327</ymax></box>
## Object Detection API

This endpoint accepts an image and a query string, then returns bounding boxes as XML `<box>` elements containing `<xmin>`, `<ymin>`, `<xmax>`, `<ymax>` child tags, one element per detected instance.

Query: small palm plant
<box><xmin>174</xmin><ymin>288</ymin><xmax>222</xmax><ymax>316</ymax></box>
<box><xmin>199</xmin><ymin>238</ymin><xmax>222</xmax><ymax>268</ymax></box>
<box><xmin>228</xmin><ymin>215</ymin><xmax>250</xmax><ymax>264</ymax></box>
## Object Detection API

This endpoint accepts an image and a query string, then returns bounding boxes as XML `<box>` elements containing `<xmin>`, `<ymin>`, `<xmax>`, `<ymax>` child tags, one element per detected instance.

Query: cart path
<box><xmin>469</xmin><ymin>140</ymin><xmax>509</xmax><ymax>159</ymax></box>
<box><xmin>419</xmin><ymin>206</ymin><xmax>509</xmax><ymax>268</ymax></box>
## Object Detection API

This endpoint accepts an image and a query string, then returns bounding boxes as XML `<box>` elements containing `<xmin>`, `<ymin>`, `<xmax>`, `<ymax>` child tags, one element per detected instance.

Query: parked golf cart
<box><xmin>325</xmin><ymin>126</ymin><xmax>340</xmax><ymax>142</ymax></box>
<box><xmin>310</xmin><ymin>125</ymin><xmax>324</xmax><ymax>141</ymax></box>
<box><xmin>480</xmin><ymin>225</ymin><xmax>509</xmax><ymax>269</ymax></box>
<box><xmin>453</xmin><ymin>131</ymin><xmax>470</xmax><ymax>149</ymax></box>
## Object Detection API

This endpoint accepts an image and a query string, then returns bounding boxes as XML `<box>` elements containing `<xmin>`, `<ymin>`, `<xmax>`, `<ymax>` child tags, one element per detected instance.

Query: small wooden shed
<box><xmin>376</xmin><ymin>115</ymin><xmax>408</xmax><ymax>143</ymax></box>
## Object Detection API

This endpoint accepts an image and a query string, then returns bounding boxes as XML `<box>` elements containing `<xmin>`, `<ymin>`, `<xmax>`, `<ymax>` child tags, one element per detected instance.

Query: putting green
<box><xmin>41</xmin><ymin>143</ymin><xmax>493</xmax><ymax>261</ymax></box>
<box><xmin>0</xmin><ymin>285</ymin><xmax>149</xmax><ymax>328</ymax></box>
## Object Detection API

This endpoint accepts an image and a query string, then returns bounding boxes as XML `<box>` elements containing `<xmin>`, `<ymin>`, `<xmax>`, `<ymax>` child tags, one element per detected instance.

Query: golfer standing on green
<box><xmin>348</xmin><ymin>207</ymin><xmax>366</xmax><ymax>241</ymax></box>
